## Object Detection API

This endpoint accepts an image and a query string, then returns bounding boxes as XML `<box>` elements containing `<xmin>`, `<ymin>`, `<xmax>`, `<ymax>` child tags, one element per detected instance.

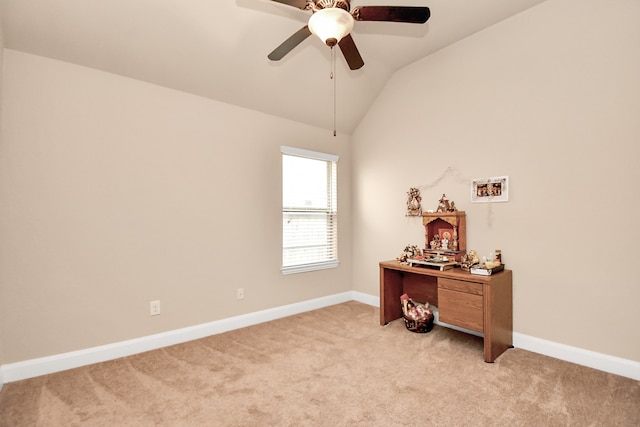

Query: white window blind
<box><xmin>281</xmin><ymin>146</ymin><xmax>338</xmax><ymax>274</ymax></box>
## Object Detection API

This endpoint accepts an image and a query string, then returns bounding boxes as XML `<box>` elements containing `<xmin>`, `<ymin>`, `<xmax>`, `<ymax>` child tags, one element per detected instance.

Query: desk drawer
<box><xmin>439</xmin><ymin>278</ymin><xmax>483</xmax><ymax>296</ymax></box>
<box><xmin>438</xmin><ymin>288</ymin><xmax>484</xmax><ymax>333</ymax></box>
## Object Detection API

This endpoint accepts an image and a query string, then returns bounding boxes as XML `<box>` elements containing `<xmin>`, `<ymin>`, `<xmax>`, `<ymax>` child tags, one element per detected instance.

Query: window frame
<box><xmin>281</xmin><ymin>146</ymin><xmax>339</xmax><ymax>275</ymax></box>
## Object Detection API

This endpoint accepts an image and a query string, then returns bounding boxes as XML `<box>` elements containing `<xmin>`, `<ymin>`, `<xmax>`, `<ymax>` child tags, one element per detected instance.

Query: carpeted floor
<box><xmin>0</xmin><ymin>301</ymin><xmax>638</xmax><ymax>426</ymax></box>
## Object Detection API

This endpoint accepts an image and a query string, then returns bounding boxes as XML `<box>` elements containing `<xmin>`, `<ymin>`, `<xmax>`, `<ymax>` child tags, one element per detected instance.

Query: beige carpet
<box><xmin>0</xmin><ymin>301</ymin><xmax>638</xmax><ymax>426</ymax></box>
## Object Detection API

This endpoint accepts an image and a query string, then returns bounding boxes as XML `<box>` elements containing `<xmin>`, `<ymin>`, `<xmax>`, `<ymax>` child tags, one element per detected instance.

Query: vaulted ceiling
<box><xmin>0</xmin><ymin>0</ymin><xmax>546</xmax><ymax>134</ymax></box>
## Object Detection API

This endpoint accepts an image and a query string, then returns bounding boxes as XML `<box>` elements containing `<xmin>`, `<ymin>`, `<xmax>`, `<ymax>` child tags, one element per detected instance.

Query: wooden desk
<box><xmin>380</xmin><ymin>260</ymin><xmax>513</xmax><ymax>362</ymax></box>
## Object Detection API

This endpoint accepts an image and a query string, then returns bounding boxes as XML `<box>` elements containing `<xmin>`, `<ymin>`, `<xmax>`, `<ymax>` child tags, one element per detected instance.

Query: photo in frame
<box><xmin>471</xmin><ymin>176</ymin><xmax>509</xmax><ymax>203</ymax></box>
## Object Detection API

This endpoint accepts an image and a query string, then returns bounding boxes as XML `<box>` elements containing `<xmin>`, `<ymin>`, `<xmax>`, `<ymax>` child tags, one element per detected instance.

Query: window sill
<box><xmin>281</xmin><ymin>260</ymin><xmax>339</xmax><ymax>275</ymax></box>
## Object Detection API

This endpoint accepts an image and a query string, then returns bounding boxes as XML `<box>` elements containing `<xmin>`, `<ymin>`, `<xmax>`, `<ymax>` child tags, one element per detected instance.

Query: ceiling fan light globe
<box><xmin>308</xmin><ymin>8</ymin><xmax>354</xmax><ymax>46</ymax></box>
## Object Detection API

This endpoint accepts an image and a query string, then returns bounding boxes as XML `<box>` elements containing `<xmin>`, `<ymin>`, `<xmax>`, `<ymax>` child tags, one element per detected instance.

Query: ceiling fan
<box><xmin>268</xmin><ymin>0</ymin><xmax>431</xmax><ymax>70</ymax></box>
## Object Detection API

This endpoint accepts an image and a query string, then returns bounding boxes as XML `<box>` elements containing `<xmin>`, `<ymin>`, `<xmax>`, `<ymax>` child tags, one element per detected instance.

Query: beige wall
<box><xmin>1</xmin><ymin>0</ymin><xmax>639</xmax><ymax>370</ymax></box>
<box><xmin>0</xmin><ymin>10</ymin><xmax>5</xmax><ymax>377</ymax></box>
<box><xmin>351</xmin><ymin>0</ymin><xmax>640</xmax><ymax>362</ymax></box>
<box><xmin>0</xmin><ymin>50</ymin><xmax>352</xmax><ymax>363</ymax></box>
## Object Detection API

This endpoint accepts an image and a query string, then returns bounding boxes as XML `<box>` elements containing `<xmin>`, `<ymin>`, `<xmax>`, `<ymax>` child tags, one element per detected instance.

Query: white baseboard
<box><xmin>368</xmin><ymin>294</ymin><xmax>639</xmax><ymax>380</ymax></box>
<box><xmin>513</xmin><ymin>332</ymin><xmax>640</xmax><ymax>381</ymax></box>
<box><xmin>1</xmin><ymin>292</ymin><xmax>358</xmax><ymax>383</ymax></box>
<box><xmin>351</xmin><ymin>290</ymin><xmax>379</xmax><ymax>307</ymax></box>
<box><xmin>1</xmin><ymin>291</ymin><xmax>638</xmax><ymax>383</ymax></box>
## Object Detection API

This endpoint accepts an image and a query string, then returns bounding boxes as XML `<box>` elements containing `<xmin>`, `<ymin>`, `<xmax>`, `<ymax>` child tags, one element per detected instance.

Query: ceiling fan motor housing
<box><xmin>314</xmin><ymin>0</ymin><xmax>350</xmax><ymax>12</ymax></box>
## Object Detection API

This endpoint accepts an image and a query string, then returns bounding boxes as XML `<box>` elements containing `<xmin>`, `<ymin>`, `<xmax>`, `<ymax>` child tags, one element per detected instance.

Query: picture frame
<box><xmin>471</xmin><ymin>176</ymin><xmax>509</xmax><ymax>203</ymax></box>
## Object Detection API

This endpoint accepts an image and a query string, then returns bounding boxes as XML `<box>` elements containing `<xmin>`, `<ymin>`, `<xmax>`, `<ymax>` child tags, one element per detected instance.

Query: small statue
<box><xmin>436</xmin><ymin>194</ymin><xmax>451</xmax><ymax>213</ymax></box>
<box><xmin>406</xmin><ymin>188</ymin><xmax>422</xmax><ymax>216</ymax></box>
<box><xmin>460</xmin><ymin>250</ymin><xmax>480</xmax><ymax>271</ymax></box>
<box><xmin>452</xmin><ymin>228</ymin><xmax>459</xmax><ymax>251</ymax></box>
<box><xmin>441</xmin><ymin>231</ymin><xmax>451</xmax><ymax>250</ymax></box>
<box><xmin>396</xmin><ymin>244</ymin><xmax>423</xmax><ymax>264</ymax></box>
<box><xmin>429</xmin><ymin>234</ymin><xmax>440</xmax><ymax>250</ymax></box>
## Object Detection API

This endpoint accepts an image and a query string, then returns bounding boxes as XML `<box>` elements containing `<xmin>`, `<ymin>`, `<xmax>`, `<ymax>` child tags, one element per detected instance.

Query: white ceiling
<box><xmin>0</xmin><ymin>0</ymin><xmax>546</xmax><ymax>134</ymax></box>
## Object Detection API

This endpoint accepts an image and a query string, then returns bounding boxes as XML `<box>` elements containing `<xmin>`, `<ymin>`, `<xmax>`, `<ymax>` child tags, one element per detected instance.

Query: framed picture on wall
<box><xmin>471</xmin><ymin>176</ymin><xmax>509</xmax><ymax>203</ymax></box>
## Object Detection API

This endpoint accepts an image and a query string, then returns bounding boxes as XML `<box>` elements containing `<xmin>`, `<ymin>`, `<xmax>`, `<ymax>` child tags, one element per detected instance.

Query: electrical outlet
<box><xmin>150</xmin><ymin>300</ymin><xmax>161</xmax><ymax>316</ymax></box>
<box><xmin>236</xmin><ymin>288</ymin><xmax>244</xmax><ymax>300</ymax></box>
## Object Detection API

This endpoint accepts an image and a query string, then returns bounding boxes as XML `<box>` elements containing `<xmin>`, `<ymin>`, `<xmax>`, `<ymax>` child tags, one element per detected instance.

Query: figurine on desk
<box><xmin>441</xmin><ymin>239</ymin><xmax>449</xmax><ymax>250</ymax></box>
<box><xmin>441</xmin><ymin>231</ymin><xmax>451</xmax><ymax>250</ymax></box>
<box><xmin>429</xmin><ymin>234</ymin><xmax>440</xmax><ymax>250</ymax></box>
<box><xmin>430</xmin><ymin>231</ymin><xmax>453</xmax><ymax>251</ymax></box>
<box><xmin>460</xmin><ymin>250</ymin><xmax>480</xmax><ymax>271</ymax></box>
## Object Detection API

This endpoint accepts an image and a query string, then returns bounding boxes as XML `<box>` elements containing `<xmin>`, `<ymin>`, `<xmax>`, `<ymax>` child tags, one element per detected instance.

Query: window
<box><xmin>281</xmin><ymin>146</ymin><xmax>338</xmax><ymax>274</ymax></box>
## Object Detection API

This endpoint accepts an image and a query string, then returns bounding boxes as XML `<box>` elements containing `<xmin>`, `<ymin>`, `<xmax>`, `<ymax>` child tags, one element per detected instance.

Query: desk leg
<box><xmin>380</xmin><ymin>267</ymin><xmax>404</xmax><ymax>325</ymax></box>
<box><xmin>483</xmin><ymin>271</ymin><xmax>513</xmax><ymax>362</ymax></box>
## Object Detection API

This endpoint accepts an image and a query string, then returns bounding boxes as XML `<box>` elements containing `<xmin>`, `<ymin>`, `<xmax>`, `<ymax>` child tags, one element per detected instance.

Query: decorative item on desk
<box><xmin>470</xmin><ymin>263</ymin><xmax>505</xmax><ymax>276</ymax></box>
<box><xmin>441</xmin><ymin>230</ymin><xmax>451</xmax><ymax>250</ymax></box>
<box><xmin>406</xmin><ymin>187</ymin><xmax>422</xmax><ymax>216</ymax></box>
<box><xmin>396</xmin><ymin>244</ymin><xmax>423</xmax><ymax>264</ymax></box>
<box><xmin>400</xmin><ymin>293</ymin><xmax>434</xmax><ymax>333</ymax></box>
<box><xmin>459</xmin><ymin>250</ymin><xmax>480</xmax><ymax>271</ymax></box>
<box><xmin>422</xmin><ymin>208</ymin><xmax>466</xmax><ymax>261</ymax></box>
<box><xmin>429</xmin><ymin>234</ymin><xmax>440</xmax><ymax>250</ymax></box>
<box><xmin>470</xmin><ymin>251</ymin><xmax>505</xmax><ymax>275</ymax></box>
<box><xmin>408</xmin><ymin>256</ymin><xmax>457</xmax><ymax>270</ymax></box>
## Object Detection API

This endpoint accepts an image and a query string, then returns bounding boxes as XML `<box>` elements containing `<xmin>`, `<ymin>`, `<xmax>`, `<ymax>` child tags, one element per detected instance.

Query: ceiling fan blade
<box><xmin>268</xmin><ymin>26</ymin><xmax>313</xmax><ymax>61</ymax></box>
<box><xmin>269</xmin><ymin>0</ymin><xmax>310</xmax><ymax>10</ymax></box>
<box><xmin>352</xmin><ymin>6</ymin><xmax>431</xmax><ymax>24</ymax></box>
<box><xmin>338</xmin><ymin>34</ymin><xmax>364</xmax><ymax>70</ymax></box>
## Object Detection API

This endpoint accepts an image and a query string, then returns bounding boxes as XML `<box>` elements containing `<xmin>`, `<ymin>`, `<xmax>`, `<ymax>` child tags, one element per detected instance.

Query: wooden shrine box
<box><xmin>423</xmin><ymin>211</ymin><xmax>466</xmax><ymax>261</ymax></box>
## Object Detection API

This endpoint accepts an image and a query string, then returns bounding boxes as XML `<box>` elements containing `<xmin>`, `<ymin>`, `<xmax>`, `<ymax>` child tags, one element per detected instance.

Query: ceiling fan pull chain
<box><xmin>332</xmin><ymin>47</ymin><xmax>337</xmax><ymax>137</ymax></box>
<box><xmin>329</xmin><ymin>45</ymin><xmax>335</xmax><ymax>80</ymax></box>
